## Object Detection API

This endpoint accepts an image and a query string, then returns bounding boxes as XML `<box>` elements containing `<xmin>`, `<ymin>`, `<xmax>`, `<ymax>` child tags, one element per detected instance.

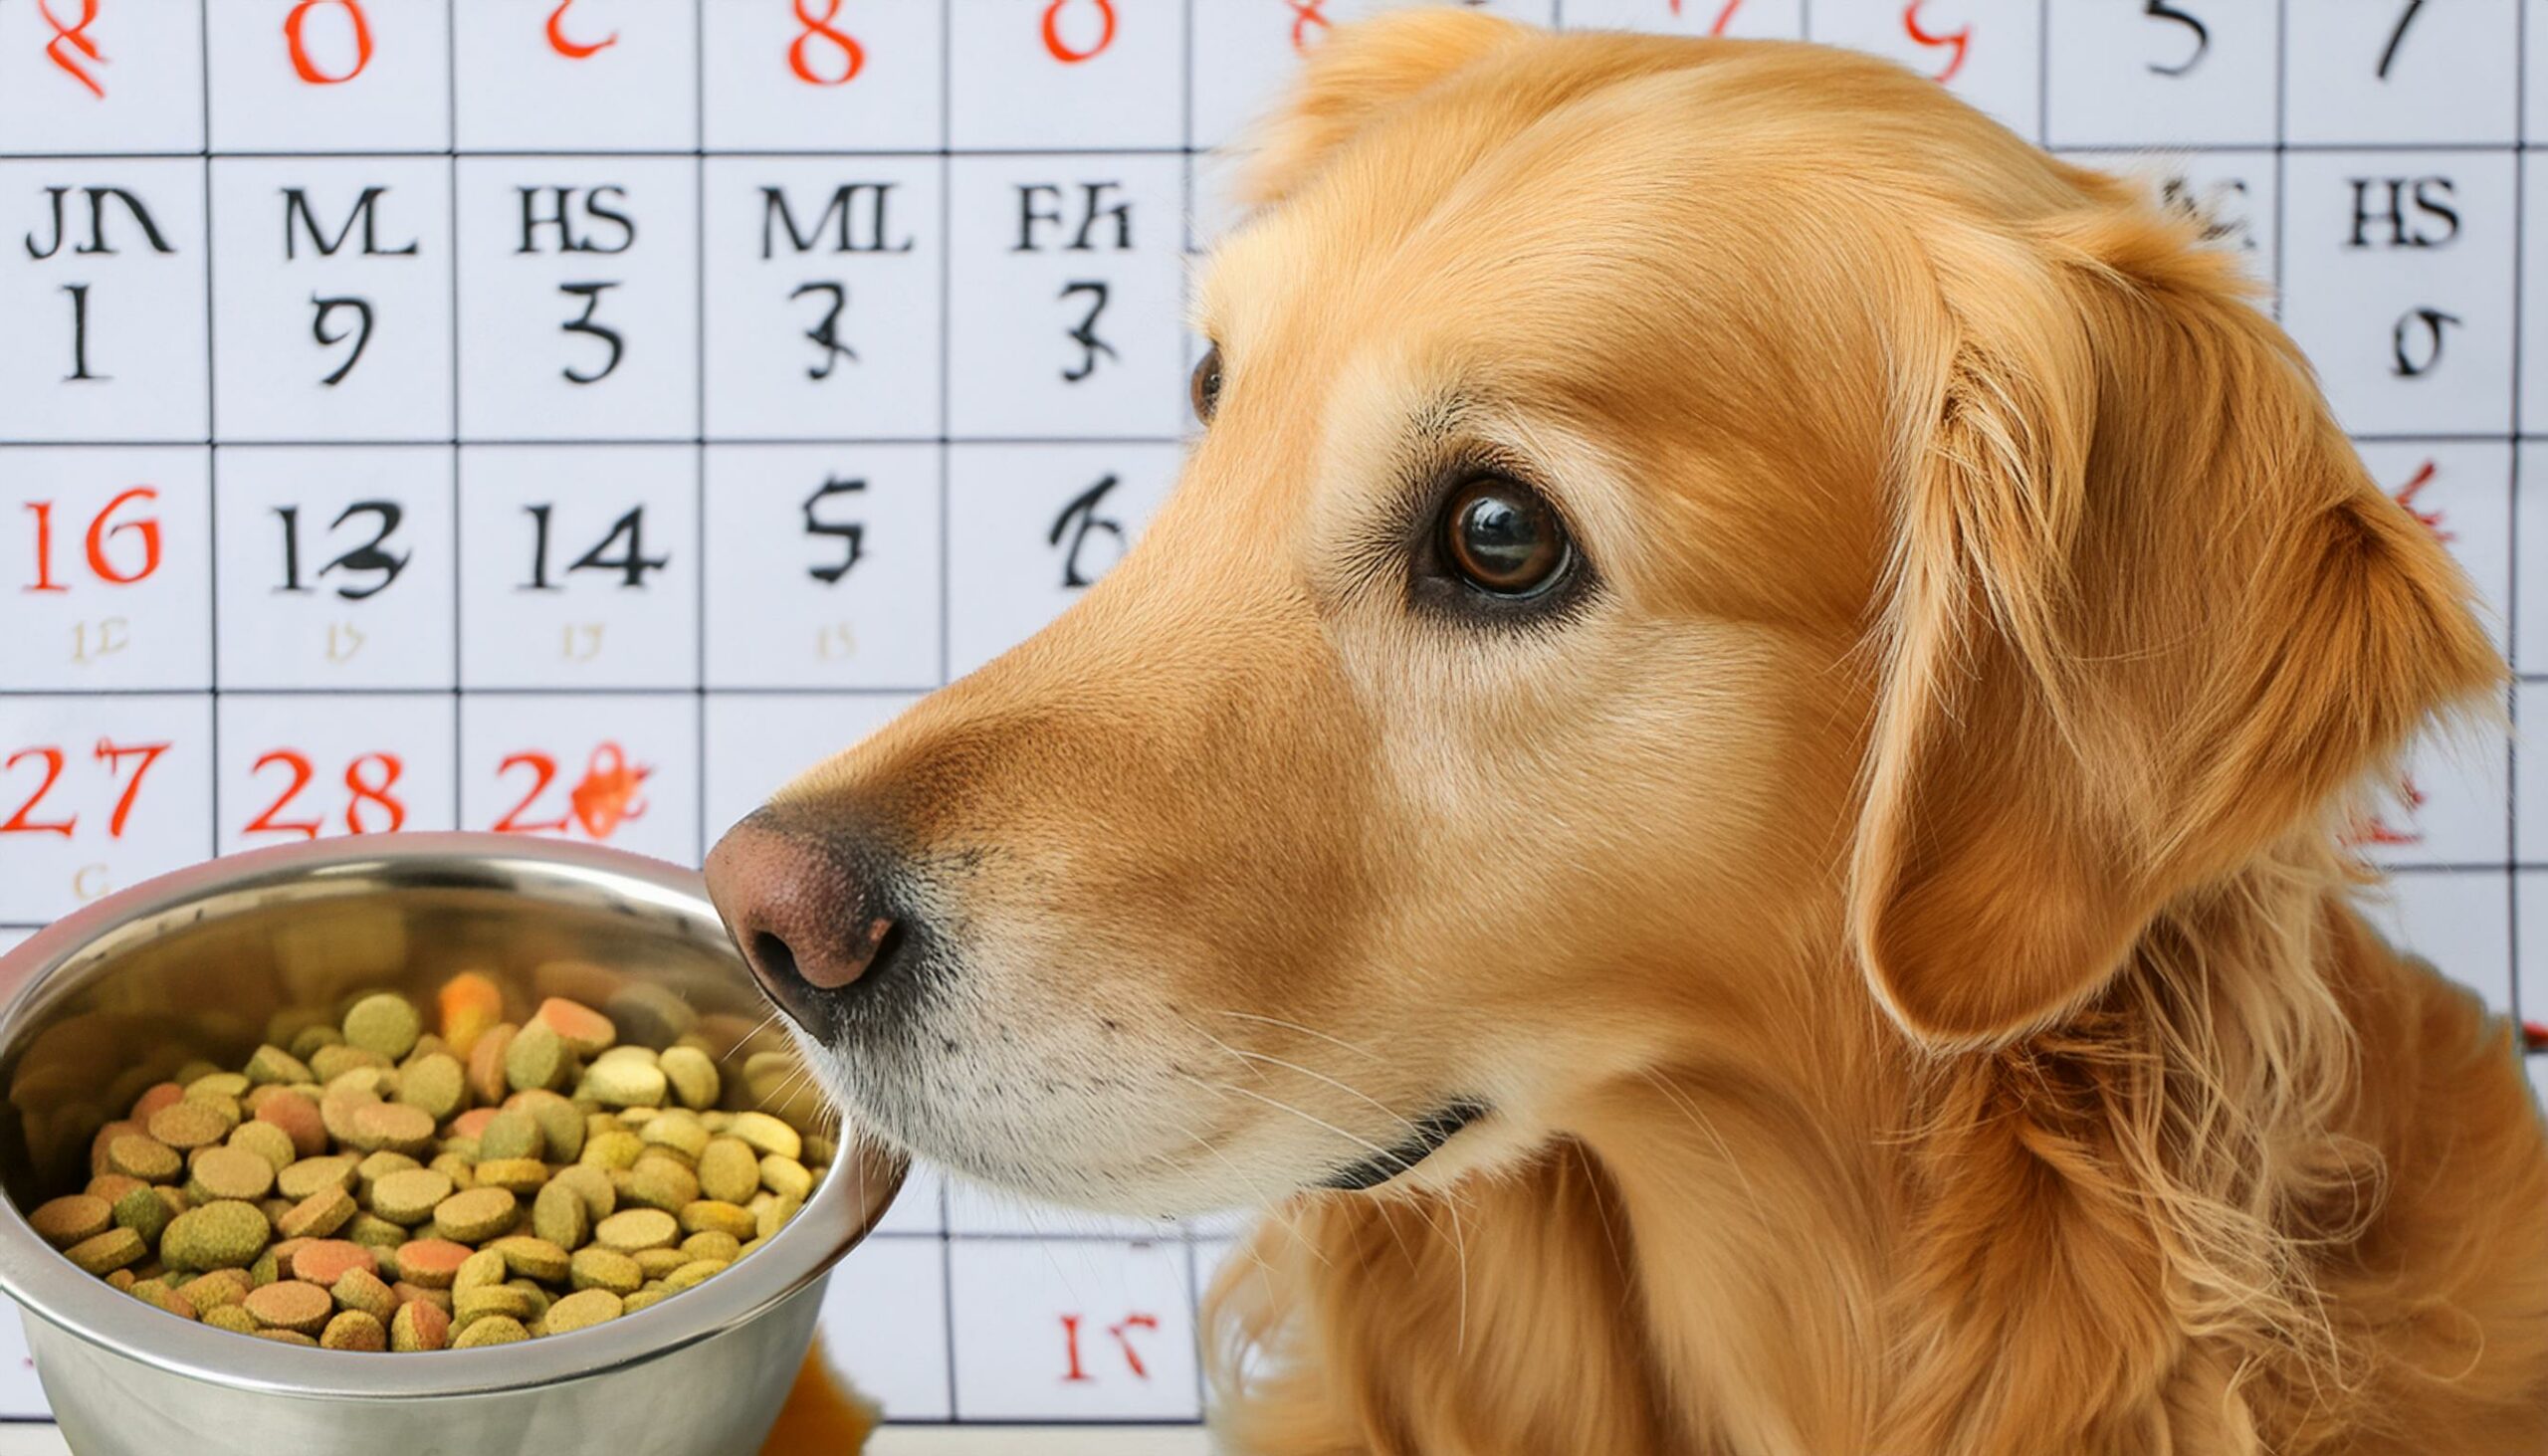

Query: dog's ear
<box><xmin>1240</xmin><ymin>10</ymin><xmax>1524</xmax><ymax>207</ymax></box>
<box><xmin>1850</xmin><ymin>206</ymin><xmax>2502</xmax><ymax>1050</ymax></box>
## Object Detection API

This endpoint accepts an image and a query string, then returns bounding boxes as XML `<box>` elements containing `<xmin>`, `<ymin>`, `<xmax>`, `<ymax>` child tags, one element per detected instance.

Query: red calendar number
<box><xmin>1901</xmin><ymin>1</ymin><xmax>1972</xmax><ymax>84</ymax></box>
<box><xmin>1667</xmin><ymin>0</ymin><xmax>1745</xmax><ymax>35</ymax></box>
<box><xmin>1042</xmin><ymin>0</ymin><xmax>1116</xmax><ymax>65</ymax></box>
<box><xmin>2345</xmin><ymin>776</ymin><xmax>2428</xmax><ymax>850</ymax></box>
<box><xmin>244</xmin><ymin>749</ymin><xmax>407</xmax><ymax>840</ymax></box>
<box><xmin>2390</xmin><ymin>460</ymin><xmax>2452</xmax><ymax>541</ymax></box>
<box><xmin>284</xmin><ymin>0</ymin><xmax>373</xmax><ymax>86</ymax></box>
<box><xmin>494</xmin><ymin>743</ymin><xmax>650</xmax><ymax>841</ymax></box>
<box><xmin>545</xmin><ymin>0</ymin><xmax>617</xmax><ymax>60</ymax></box>
<box><xmin>2</xmin><ymin>738</ymin><xmax>169</xmax><ymax>840</ymax></box>
<box><xmin>23</xmin><ymin>488</ymin><xmax>162</xmax><ymax>592</ymax></box>
<box><xmin>789</xmin><ymin>0</ymin><xmax>864</xmax><ymax>87</ymax></box>
<box><xmin>1058</xmin><ymin>1312</ymin><xmax>1158</xmax><ymax>1383</ymax></box>
<box><xmin>1285</xmin><ymin>1</ymin><xmax>1329</xmax><ymax>52</ymax></box>
<box><xmin>38</xmin><ymin>0</ymin><xmax>106</xmax><ymax>99</ymax></box>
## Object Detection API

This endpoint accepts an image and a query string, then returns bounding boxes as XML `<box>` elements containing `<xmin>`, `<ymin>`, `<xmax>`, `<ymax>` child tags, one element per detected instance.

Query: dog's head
<box><xmin>705</xmin><ymin>15</ymin><xmax>2497</xmax><ymax>1216</ymax></box>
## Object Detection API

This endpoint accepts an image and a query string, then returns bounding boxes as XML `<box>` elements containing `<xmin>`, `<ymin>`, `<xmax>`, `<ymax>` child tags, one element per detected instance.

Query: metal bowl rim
<box><xmin>0</xmin><ymin>832</ymin><xmax>902</xmax><ymax>1400</ymax></box>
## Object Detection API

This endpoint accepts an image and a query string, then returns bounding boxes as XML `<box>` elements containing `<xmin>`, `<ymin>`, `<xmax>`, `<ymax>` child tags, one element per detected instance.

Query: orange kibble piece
<box><xmin>129</xmin><ymin>1083</ymin><xmax>184</xmax><ymax>1122</ymax></box>
<box><xmin>241</xmin><ymin>1280</ymin><xmax>332</xmax><ymax>1336</ymax></box>
<box><xmin>289</xmin><ymin>1239</ymin><xmax>372</xmax><ymax>1289</ymax></box>
<box><xmin>437</xmin><ymin>972</ymin><xmax>506</xmax><ymax>1058</ymax></box>
<box><xmin>255</xmin><ymin>1092</ymin><xmax>327</xmax><ymax>1159</ymax></box>
<box><xmin>531</xmin><ymin>997</ymin><xmax>616</xmax><ymax>1057</ymax></box>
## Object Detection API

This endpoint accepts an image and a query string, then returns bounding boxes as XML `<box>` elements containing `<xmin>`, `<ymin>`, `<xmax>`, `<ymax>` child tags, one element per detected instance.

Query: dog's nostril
<box><xmin>751</xmin><ymin>931</ymin><xmax>801</xmax><ymax>987</ymax></box>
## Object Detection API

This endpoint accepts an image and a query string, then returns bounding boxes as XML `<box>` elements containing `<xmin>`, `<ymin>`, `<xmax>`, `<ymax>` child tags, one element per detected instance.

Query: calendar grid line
<box><xmin>197</xmin><ymin>0</ymin><xmax>220</xmax><ymax>864</ymax></box>
<box><xmin>2510</xmin><ymin>0</ymin><xmax>2529</xmax><ymax>1054</ymax></box>
<box><xmin>692</xmin><ymin>0</ymin><xmax>709</xmax><ymax>868</ymax></box>
<box><xmin>936</xmin><ymin>0</ymin><xmax>961</xmax><ymax>1423</ymax></box>
<box><xmin>444</xmin><ymin>0</ymin><xmax>464</xmax><ymax>834</ymax></box>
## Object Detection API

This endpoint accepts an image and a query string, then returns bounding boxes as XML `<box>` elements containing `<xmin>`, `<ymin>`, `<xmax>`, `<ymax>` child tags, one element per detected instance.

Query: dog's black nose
<box><xmin>705</xmin><ymin>814</ymin><xmax>902</xmax><ymax>1026</ymax></box>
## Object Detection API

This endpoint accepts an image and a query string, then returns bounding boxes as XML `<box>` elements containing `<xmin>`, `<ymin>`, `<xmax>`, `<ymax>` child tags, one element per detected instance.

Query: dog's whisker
<box><xmin>1174</xmin><ymin>1073</ymin><xmax>1408</xmax><ymax>1171</ymax></box>
<box><xmin>1639</xmin><ymin>1067</ymin><xmax>1772</xmax><ymax>1227</ymax></box>
<box><xmin>721</xmin><ymin>1009</ymin><xmax>784</xmax><ymax>1063</ymax></box>
<box><xmin>1194</xmin><ymin>1033</ymin><xmax>1425</xmax><ymax>1139</ymax></box>
<box><xmin>1204</xmin><ymin>1009</ymin><xmax>1384</xmax><ymax>1063</ymax></box>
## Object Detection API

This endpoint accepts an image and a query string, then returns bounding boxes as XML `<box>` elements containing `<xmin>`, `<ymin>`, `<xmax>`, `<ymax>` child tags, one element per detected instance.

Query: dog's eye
<box><xmin>1441</xmin><ymin>476</ymin><xmax>1571</xmax><ymax>597</ymax></box>
<box><xmin>1190</xmin><ymin>344</ymin><xmax>1223</xmax><ymax>424</ymax></box>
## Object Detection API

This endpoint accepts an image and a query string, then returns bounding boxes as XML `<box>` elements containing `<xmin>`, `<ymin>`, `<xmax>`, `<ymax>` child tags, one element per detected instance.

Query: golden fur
<box><xmin>754</xmin><ymin>15</ymin><xmax>2548</xmax><ymax>1452</ymax></box>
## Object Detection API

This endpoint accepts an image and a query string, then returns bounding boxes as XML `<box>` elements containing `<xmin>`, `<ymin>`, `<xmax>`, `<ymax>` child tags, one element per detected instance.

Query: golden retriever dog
<box><xmin>712</xmin><ymin>13</ymin><xmax>2548</xmax><ymax>1453</ymax></box>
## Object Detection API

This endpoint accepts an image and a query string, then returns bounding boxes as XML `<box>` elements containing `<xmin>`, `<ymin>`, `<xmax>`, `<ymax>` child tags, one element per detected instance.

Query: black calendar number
<box><xmin>1059</xmin><ymin>280</ymin><xmax>1116</xmax><ymax>383</ymax></box>
<box><xmin>802</xmin><ymin>476</ymin><xmax>867</xmax><ymax>584</ymax></box>
<box><xmin>791</xmin><ymin>282</ymin><xmax>856</xmax><ymax>379</ymax></box>
<box><xmin>521</xmin><ymin>505</ymin><xmax>668</xmax><ymax>591</ymax></box>
<box><xmin>1050</xmin><ymin>474</ymin><xmax>1125</xmax><ymax>589</ymax></box>
<box><xmin>310</xmin><ymin>295</ymin><xmax>376</xmax><ymax>385</ymax></box>
<box><xmin>2141</xmin><ymin>1</ymin><xmax>2208</xmax><ymax>78</ymax></box>
<box><xmin>557</xmin><ymin>282</ymin><xmax>624</xmax><ymax>384</ymax></box>
<box><xmin>274</xmin><ymin>501</ymin><xmax>411</xmax><ymax>602</ymax></box>
<box><xmin>2377</xmin><ymin>0</ymin><xmax>2426</xmax><ymax>81</ymax></box>
<box><xmin>28</xmin><ymin>186</ymin><xmax>176</xmax><ymax>386</ymax></box>
<box><xmin>2157</xmin><ymin>176</ymin><xmax>2253</xmax><ymax>252</ymax></box>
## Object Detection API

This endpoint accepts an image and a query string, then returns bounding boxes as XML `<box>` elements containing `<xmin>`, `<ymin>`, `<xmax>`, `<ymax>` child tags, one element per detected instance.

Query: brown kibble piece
<box><xmin>450</xmin><ymin>1315</ymin><xmax>527</xmax><ymax>1349</ymax></box>
<box><xmin>321</xmin><ymin>1309</ymin><xmax>388</xmax><ymax>1352</ymax></box>
<box><xmin>331</xmin><ymin>1266</ymin><xmax>398</xmax><ymax>1323</ymax></box>
<box><xmin>592</xmin><ymin>1208</ymin><xmax>678</xmax><ymax>1253</ymax></box>
<box><xmin>432</xmin><ymin>1187</ymin><xmax>518</xmax><ymax>1243</ymax></box>
<box><xmin>145</xmin><ymin>1101</ymin><xmax>231</xmax><ymax>1151</ymax></box>
<box><xmin>368</xmin><ymin>1168</ymin><xmax>454</xmax><ymax>1225</ymax></box>
<box><xmin>186</xmin><ymin>1146</ymin><xmax>276</xmax><ymax>1203</ymax></box>
<box><xmin>242</xmin><ymin>1280</ymin><xmax>333</xmax><ymax>1335</ymax></box>
<box><xmin>107</xmin><ymin>1135</ymin><xmax>180</xmax><ymax>1183</ymax></box>
<box><xmin>27</xmin><ymin>1194</ymin><xmax>110</xmax><ymax>1249</ymax></box>
<box><xmin>345</xmin><ymin>1102</ymin><xmax>435</xmax><ymax>1156</ymax></box>
<box><xmin>533</xmin><ymin>997</ymin><xmax>617</xmax><ymax>1057</ymax></box>
<box><xmin>277</xmin><ymin>1187</ymin><xmax>356</xmax><ymax>1240</ymax></box>
<box><xmin>466</xmin><ymin>1024</ymin><xmax>518</xmax><ymax>1106</ymax></box>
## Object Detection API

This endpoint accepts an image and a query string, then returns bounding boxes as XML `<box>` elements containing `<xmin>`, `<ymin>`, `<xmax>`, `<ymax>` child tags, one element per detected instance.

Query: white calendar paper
<box><xmin>0</xmin><ymin>0</ymin><xmax>2543</xmax><ymax>1432</ymax></box>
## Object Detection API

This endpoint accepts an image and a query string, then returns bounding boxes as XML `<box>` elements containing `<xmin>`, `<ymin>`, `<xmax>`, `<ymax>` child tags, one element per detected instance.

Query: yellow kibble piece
<box><xmin>161</xmin><ymin>1200</ymin><xmax>272</xmax><ymax>1271</ymax></box>
<box><xmin>695</xmin><ymin>1140</ymin><xmax>758</xmax><ymax>1206</ymax></box>
<box><xmin>331</xmin><ymin>1266</ymin><xmax>398</xmax><ymax>1323</ymax></box>
<box><xmin>203</xmin><ymin>1304</ymin><xmax>259</xmax><ymax>1335</ymax></box>
<box><xmin>531</xmin><ymin>1182</ymin><xmax>588</xmax><ymax>1251</ymax></box>
<box><xmin>368</xmin><ymin>1168</ymin><xmax>453</xmax><ymax>1225</ymax></box>
<box><xmin>661</xmin><ymin>1258</ymin><xmax>727</xmax><ymax>1293</ymax></box>
<box><xmin>454</xmin><ymin>1284</ymin><xmax>539</xmax><ymax>1325</ymax></box>
<box><xmin>451</xmin><ymin>1247</ymin><xmax>509</xmax><ymax>1297</ymax></box>
<box><xmin>657</xmin><ymin>1046</ymin><xmax>719</xmax><ymax>1111</ymax></box>
<box><xmin>450</xmin><ymin>1315</ymin><xmax>528</xmax><ymax>1349</ymax></box>
<box><xmin>579</xmin><ymin>1130</ymin><xmax>643</xmax><ymax>1171</ymax></box>
<box><xmin>756</xmin><ymin>1155</ymin><xmax>814</xmax><ymax>1202</ymax></box>
<box><xmin>27</xmin><ymin>1194</ymin><xmax>111</xmax><ymax>1249</ymax></box>
<box><xmin>489</xmin><ymin>1235</ymin><xmax>570</xmax><ymax>1284</ymax></box>
<box><xmin>107</xmin><ymin>1135</ymin><xmax>180</xmax><ymax>1183</ymax></box>
<box><xmin>66</xmin><ymin>1227</ymin><xmax>146</xmax><ymax>1275</ymax></box>
<box><xmin>432</xmin><ymin>1187</ymin><xmax>518</xmax><ymax>1243</ymax></box>
<box><xmin>543</xmin><ymin>1288</ymin><xmax>623</xmax><ymax>1335</ymax></box>
<box><xmin>567</xmin><ymin>1246</ymin><xmax>642</xmax><ymax>1296</ymax></box>
<box><xmin>677</xmin><ymin>1200</ymin><xmax>757</xmax><ymax>1242</ymax></box>
<box><xmin>680</xmin><ymin>1231</ymin><xmax>741</xmax><ymax>1265</ymax></box>
<box><xmin>341</xmin><ymin>993</ymin><xmax>422</xmax><ymax>1062</ymax></box>
<box><xmin>592</xmin><ymin>1208</ymin><xmax>678</xmax><ymax>1253</ymax></box>
<box><xmin>638</xmin><ymin>1114</ymin><xmax>710</xmax><ymax>1161</ymax></box>
<box><xmin>470</xmin><ymin>1158</ymin><xmax>548</xmax><ymax>1197</ymax></box>
<box><xmin>321</xmin><ymin>1310</ymin><xmax>387</xmax><ymax>1352</ymax></box>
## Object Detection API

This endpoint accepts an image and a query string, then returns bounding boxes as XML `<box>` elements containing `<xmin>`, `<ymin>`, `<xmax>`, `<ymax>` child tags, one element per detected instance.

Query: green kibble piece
<box><xmin>479</xmin><ymin>1110</ymin><xmax>541</xmax><ymax>1162</ymax></box>
<box><xmin>331</xmin><ymin>1265</ymin><xmax>398</xmax><ymax>1323</ymax></box>
<box><xmin>638</xmin><ymin>1114</ymin><xmax>710</xmax><ymax>1160</ymax></box>
<box><xmin>243</xmin><ymin>1044</ymin><xmax>315</xmax><ymax>1087</ymax></box>
<box><xmin>432</xmin><ymin>1187</ymin><xmax>518</xmax><ymax>1243</ymax></box>
<box><xmin>227</xmin><ymin>1121</ymin><xmax>298</xmax><ymax>1173</ymax></box>
<box><xmin>107</xmin><ymin>1135</ymin><xmax>180</xmax><ymax>1183</ymax></box>
<box><xmin>624</xmin><ymin>1159</ymin><xmax>698</xmax><ymax>1214</ymax></box>
<box><xmin>504</xmin><ymin>1020</ymin><xmax>572</xmax><ymax>1094</ymax></box>
<box><xmin>320</xmin><ymin>1310</ymin><xmax>387</xmax><ymax>1352</ymax></box>
<box><xmin>347</xmin><ymin>1213</ymin><xmax>408</xmax><ymax>1249</ymax></box>
<box><xmin>177</xmin><ymin>1269</ymin><xmax>250</xmax><ymax>1311</ymax></box>
<box><xmin>726</xmin><ymin>1112</ymin><xmax>801</xmax><ymax>1161</ymax></box>
<box><xmin>490</xmin><ymin>1235</ymin><xmax>571</xmax><ymax>1283</ymax></box>
<box><xmin>451</xmin><ymin>1315</ymin><xmax>527</xmax><ymax>1349</ymax></box>
<box><xmin>452</xmin><ymin>1248</ymin><xmax>509</xmax><ymax>1297</ymax></box>
<box><xmin>342</xmin><ymin>994</ymin><xmax>422</xmax><ymax>1061</ymax></box>
<box><xmin>756</xmin><ymin>1154</ymin><xmax>814</xmax><ymax>1202</ymax></box>
<box><xmin>454</xmin><ymin>1284</ymin><xmax>539</xmax><ymax>1325</ymax></box>
<box><xmin>543</xmin><ymin>1288</ymin><xmax>622</xmax><ymax>1335</ymax></box>
<box><xmin>657</xmin><ymin>1046</ymin><xmax>719</xmax><ymax>1111</ymax></box>
<box><xmin>309</xmin><ymin>1044</ymin><xmax>388</xmax><ymax>1084</ymax></box>
<box><xmin>632</xmin><ymin>1247</ymin><xmax>689</xmax><ymax>1280</ymax></box>
<box><xmin>580</xmin><ymin>1130</ymin><xmax>642</xmax><ymax>1171</ymax></box>
<box><xmin>288</xmin><ymin>1025</ymin><xmax>344</xmax><ymax>1063</ymax></box>
<box><xmin>28</xmin><ymin>1194</ymin><xmax>111</xmax><ymax>1249</ymax></box>
<box><xmin>582</xmin><ymin>1057</ymin><xmax>666</xmax><ymax>1110</ymax></box>
<box><xmin>504</xmin><ymin>1277</ymin><xmax>551</xmax><ymax>1323</ymax></box>
<box><xmin>130</xmin><ymin>1280</ymin><xmax>198</xmax><ymax>1322</ymax></box>
<box><xmin>568</xmin><ymin>1246</ymin><xmax>642</xmax><ymax>1296</ymax></box>
<box><xmin>277</xmin><ymin>1155</ymin><xmax>358</xmax><ymax>1201</ymax></box>
<box><xmin>162</xmin><ymin>1200</ymin><xmax>272</xmax><ymax>1271</ymax></box>
<box><xmin>247</xmin><ymin>1251</ymin><xmax>280</xmax><ymax>1287</ymax></box>
<box><xmin>532</xmin><ymin>1182</ymin><xmax>589</xmax><ymax>1251</ymax></box>
<box><xmin>593</xmin><ymin>1208</ymin><xmax>678</xmax><ymax>1253</ymax></box>
<box><xmin>523</xmin><ymin>1094</ymin><xmax>586</xmax><ymax>1163</ymax></box>
<box><xmin>622</xmin><ymin>1287</ymin><xmax>668</xmax><ymax>1316</ymax></box>
<box><xmin>395</xmin><ymin>1053</ymin><xmax>466</xmax><ymax>1123</ymax></box>
<box><xmin>204</xmin><ymin>1304</ymin><xmax>259</xmax><ymax>1335</ymax></box>
<box><xmin>66</xmin><ymin>1227</ymin><xmax>146</xmax><ymax>1275</ymax></box>
<box><xmin>550</xmin><ymin>1164</ymin><xmax>615</xmax><ymax>1222</ymax></box>
<box><xmin>695</xmin><ymin>1140</ymin><xmax>758</xmax><ymax>1206</ymax></box>
<box><xmin>680</xmin><ymin>1231</ymin><xmax>741</xmax><ymax>1265</ymax></box>
<box><xmin>186</xmin><ymin>1072</ymin><xmax>251</xmax><ymax>1103</ymax></box>
<box><xmin>368</xmin><ymin>1167</ymin><xmax>453</xmax><ymax>1225</ymax></box>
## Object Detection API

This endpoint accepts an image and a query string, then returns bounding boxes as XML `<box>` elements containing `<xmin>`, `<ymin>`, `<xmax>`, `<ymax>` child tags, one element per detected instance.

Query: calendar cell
<box><xmin>2363</xmin><ymin>871</ymin><xmax>2513</xmax><ymax>1015</ymax></box>
<box><xmin>813</xmin><ymin>1235</ymin><xmax>954</xmax><ymax>1421</ymax></box>
<box><xmin>0</xmin><ymin>446</ymin><xmax>210</xmax><ymax>691</ymax></box>
<box><xmin>701</xmin><ymin>690</ymin><xmax>921</xmax><ymax>841</ymax></box>
<box><xmin>452</xmin><ymin>0</ymin><xmax>700</xmax><ymax>153</ymax></box>
<box><xmin>1805</xmin><ymin>0</ymin><xmax>2042</xmax><ymax>144</ymax></box>
<box><xmin>455</xmin><ymin>156</ymin><xmax>701</xmax><ymax>441</ymax></box>
<box><xmin>210</xmin><ymin>156</ymin><xmax>455</xmax><ymax>443</ymax></box>
<box><xmin>2044</xmin><ymin>0</ymin><xmax>2279</xmax><ymax>148</ymax></box>
<box><xmin>0</xmin><ymin>158</ymin><xmax>208</xmax><ymax>443</ymax></box>
<box><xmin>458</xmin><ymin>445</ymin><xmax>697</xmax><ymax>690</ymax></box>
<box><xmin>216</xmin><ymin>692</ymin><xmax>457</xmax><ymax>852</ymax></box>
<box><xmin>947</xmin><ymin>1179</ymin><xmax>1182</xmax><ymax>1239</ymax></box>
<box><xmin>0</xmin><ymin>0</ymin><xmax>205</xmax><ymax>155</ymax></box>
<box><xmin>948</xmin><ymin>1237</ymin><xmax>1202</xmax><ymax>1420</ymax></box>
<box><xmin>1187</xmin><ymin>0</ymin><xmax>1322</xmax><ymax>154</ymax></box>
<box><xmin>700</xmin><ymin>0</ymin><xmax>943</xmax><ymax>152</ymax></box>
<box><xmin>946</xmin><ymin>442</ymin><xmax>1179</xmax><ymax>677</ymax></box>
<box><xmin>2353</xmin><ymin>441</ymin><xmax>2512</xmax><ymax>656</ymax></box>
<box><xmin>2516</xmin><ymin>682</ymin><xmax>2548</xmax><ymax>863</ymax></box>
<box><xmin>948</xmin><ymin>0</ymin><xmax>1185</xmax><ymax>151</ymax></box>
<box><xmin>702</xmin><ymin>158</ymin><xmax>944</xmax><ymax>441</ymax></box>
<box><xmin>0</xmin><ymin>693</ymin><xmax>211</xmax><ymax>923</ymax></box>
<box><xmin>457</xmin><ymin>692</ymin><xmax>698</xmax><ymax>864</ymax></box>
<box><xmin>2054</xmin><ymin>150</ymin><xmax>2278</xmax><ymax>292</ymax></box>
<box><xmin>875</xmin><ymin>1161</ymin><xmax>950</xmax><ymax>1236</ymax></box>
<box><xmin>1558</xmin><ymin>0</ymin><xmax>1805</xmax><ymax>40</ymax></box>
<box><xmin>947</xmin><ymin>154</ymin><xmax>1187</xmax><ymax>439</ymax></box>
<box><xmin>703</xmin><ymin>445</ymin><xmax>940</xmax><ymax>690</ymax></box>
<box><xmin>2280</xmin><ymin>150</ymin><xmax>2515</xmax><ymax>437</ymax></box>
<box><xmin>2520</xmin><ymin>153</ymin><xmax>2548</xmax><ymax>435</ymax></box>
<box><xmin>206</xmin><ymin>0</ymin><xmax>454</xmax><ymax>154</ymax></box>
<box><xmin>214</xmin><ymin>446</ymin><xmax>456</xmax><ymax>691</ymax></box>
<box><xmin>2520</xmin><ymin>444</ymin><xmax>2548</xmax><ymax>673</ymax></box>
<box><xmin>2283</xmin><ymin>0</ymin><xmax>2519</xmax><ymax>147</ymax></box>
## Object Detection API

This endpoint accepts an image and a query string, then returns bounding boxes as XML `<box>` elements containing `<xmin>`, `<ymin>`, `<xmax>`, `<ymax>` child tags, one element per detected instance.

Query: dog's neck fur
<box><xmin>1211</xmin><ymin>864</ymin><xmax>2548</xmax><ymax>1456</ymax></box>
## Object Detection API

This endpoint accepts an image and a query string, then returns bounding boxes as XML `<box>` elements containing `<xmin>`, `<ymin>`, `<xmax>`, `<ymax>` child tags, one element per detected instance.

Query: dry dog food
<box><xmin>24</xmin><ymin>979</ymin><xmax>830</xmax><ymax>1351</ymax></box>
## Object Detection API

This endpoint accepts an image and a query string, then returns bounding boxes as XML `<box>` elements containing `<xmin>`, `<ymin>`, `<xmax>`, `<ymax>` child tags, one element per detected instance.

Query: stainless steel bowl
<box><xmin>0</xmin><ymin>833</ymin><xmax>903</xmax><ymax>1456</ymax></box>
